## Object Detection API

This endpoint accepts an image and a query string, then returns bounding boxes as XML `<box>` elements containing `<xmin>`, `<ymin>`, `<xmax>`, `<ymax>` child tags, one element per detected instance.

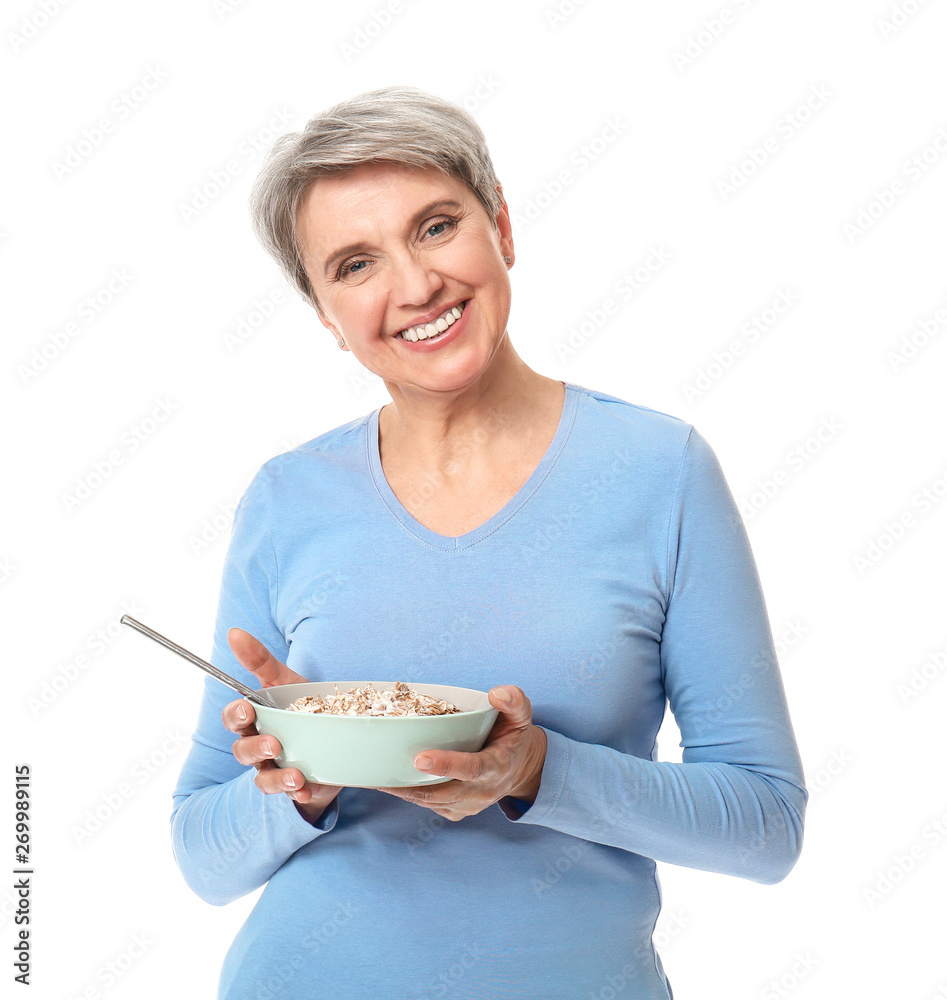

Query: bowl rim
<box><xmin>252</xmin><ymin>680</ymin><xmax>496</xmax><ymax>719</ymax></box>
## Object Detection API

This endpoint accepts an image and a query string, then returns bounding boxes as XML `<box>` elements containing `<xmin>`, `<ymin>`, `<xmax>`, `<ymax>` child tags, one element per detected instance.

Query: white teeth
<box><xmin>399</xmin><ymin>302</ymin><xmax>465</xmax><ymax>341</ymax></box>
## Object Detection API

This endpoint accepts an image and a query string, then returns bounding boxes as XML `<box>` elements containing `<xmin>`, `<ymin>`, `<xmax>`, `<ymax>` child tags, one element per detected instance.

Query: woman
<box><xmin>171</xmin><ymin>86</ymin><xmax>807</xmax><ymax>999</ymax></box>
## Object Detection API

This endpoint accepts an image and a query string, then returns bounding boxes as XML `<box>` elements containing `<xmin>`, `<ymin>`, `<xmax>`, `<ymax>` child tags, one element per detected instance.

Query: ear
<box><xmin>494</xmin><ymin>183</ymin><xmax>514</xmax><ymax>264</ymax></box>
<box><xmin>316</xmin><ymin>312</ymin><xmax>340</xmax><ymax>339</ymax></box>
<box><xmin>312</xmin><ymin>299</ymin><xmax>343</xmax><ymax>342</ymax></box>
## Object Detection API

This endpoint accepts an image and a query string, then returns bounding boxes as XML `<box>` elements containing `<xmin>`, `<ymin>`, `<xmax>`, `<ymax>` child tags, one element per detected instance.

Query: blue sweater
<box><xmin>170</xmin><ymin>383</ymin><xmax>807</xmax><ymax>1000</ymax></box>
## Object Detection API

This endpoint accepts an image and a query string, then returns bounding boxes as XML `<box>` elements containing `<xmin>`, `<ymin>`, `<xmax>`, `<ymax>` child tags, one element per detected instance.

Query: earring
<box><xmin>504</xmin><ymin>256</ymin><xmax>512</xmax><ymax>263</ymax></box>
<box><xmin>338</xmin><ymin>337</ymin><xmax>345</xmax><ymax>348</ymax></box>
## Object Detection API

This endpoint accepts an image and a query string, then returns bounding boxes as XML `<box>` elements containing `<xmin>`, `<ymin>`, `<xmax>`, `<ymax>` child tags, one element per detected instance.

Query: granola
<box><xmin>287</xmin><ymin>681</ymin><xmax>462</xmax><ymax>717</ymax></box>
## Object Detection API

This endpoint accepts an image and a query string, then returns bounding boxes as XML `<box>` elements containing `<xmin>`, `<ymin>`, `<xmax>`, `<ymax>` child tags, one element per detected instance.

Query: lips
<box><xmin>395</xmin><ymin>301</ymin><xmax>467</xmax><ymax>342</ymax></box>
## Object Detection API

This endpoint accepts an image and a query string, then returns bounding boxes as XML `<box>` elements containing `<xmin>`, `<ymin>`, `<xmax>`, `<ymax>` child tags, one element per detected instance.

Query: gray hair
<box><xmin>248</xmin><ymin>85</ymin><xmax>504</xmax><ymax>311</ymax></box>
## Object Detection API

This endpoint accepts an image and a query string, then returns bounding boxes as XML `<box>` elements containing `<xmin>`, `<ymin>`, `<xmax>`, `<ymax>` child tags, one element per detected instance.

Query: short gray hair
<box><xmin>248</xmin><ymin>86</ymin><xmax>504</xmax><ymax>311</ymax></box>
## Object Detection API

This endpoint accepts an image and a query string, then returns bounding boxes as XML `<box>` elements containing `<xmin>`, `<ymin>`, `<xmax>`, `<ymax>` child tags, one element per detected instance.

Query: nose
<box><xmin>387</xmin><ymin>250</ymin><xmax>443</xmax><ymax>308</ymax></box>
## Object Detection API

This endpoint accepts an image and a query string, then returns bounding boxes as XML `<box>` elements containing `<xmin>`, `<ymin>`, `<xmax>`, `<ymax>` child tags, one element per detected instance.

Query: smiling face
<box><xmin>297</xmin><ymin>161</ymin><xmax>514</xmax><ymax>397</ymax></box>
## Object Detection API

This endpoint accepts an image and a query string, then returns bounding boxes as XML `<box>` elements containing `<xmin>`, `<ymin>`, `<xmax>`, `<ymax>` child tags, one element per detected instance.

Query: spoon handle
<box><xmin>120</xmin><ymin>615</ymin><xmax>276</xmax><ymax>708</ymax></box>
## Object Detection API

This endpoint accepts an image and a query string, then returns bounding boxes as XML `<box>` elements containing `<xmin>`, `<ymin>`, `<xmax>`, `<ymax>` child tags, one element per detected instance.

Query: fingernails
<box><xmin>261</xmin><ymin>740</ymin><xmax>275</xmax><ymax>758</ymax></box>
<box><xmin>283</xmin><ymin>773</ymin><xmax>297</xmax><ymax>789</ymax></box>
<box><xmin>493</xmin><ymin>687</ymin><xmax>513</xmax><ymax>703</ymax></box>
<box><xmin>414</xmin><ymin>755</ymin><xmax>434</xmax><ymax>772</ymax></box>
<box><xmin>235</xmin><ymin>703</ymin><xmax>248</xmax><ymax>722</ymax></box>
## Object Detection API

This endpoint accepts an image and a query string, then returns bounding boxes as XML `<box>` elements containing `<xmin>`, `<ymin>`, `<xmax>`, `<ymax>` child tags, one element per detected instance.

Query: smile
<box><xmin>395</xmin><ymin>302</ymin><xmax>467</xmax><ymax>342</ymax></box>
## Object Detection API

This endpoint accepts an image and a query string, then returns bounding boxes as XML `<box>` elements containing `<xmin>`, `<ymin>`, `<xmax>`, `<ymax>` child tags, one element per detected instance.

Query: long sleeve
<box><xmin>507</xmin><ymin>426</ymin><xmax>808</xmax><ymax>884</ymax></box>
<box><xmin>157</xmin><ymin>387</ymin><xmax>807</xmax><ymax>996</ymax></box>
<box><xmin>169</xmin><ymin>469</ymin><xmax>337</xmax><ymax>906</ymax></box>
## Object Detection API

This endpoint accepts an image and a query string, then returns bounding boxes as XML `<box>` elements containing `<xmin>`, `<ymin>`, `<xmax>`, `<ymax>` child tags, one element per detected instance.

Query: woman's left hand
<box><xmin>376</xmin><ymin>686</ymin><xmax>547</xmax><ymax>820</ymax></box>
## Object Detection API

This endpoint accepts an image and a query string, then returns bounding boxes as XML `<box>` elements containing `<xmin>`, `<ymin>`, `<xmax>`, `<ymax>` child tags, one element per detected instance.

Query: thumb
<box><xmin>227</xmin><ymin>627</ymin><xmax>306</xmax><ymax>687</ymax></box>
<box><xmin>488</xmin><ymin>685</ymin><xmax>532</xmax><ymax>727</ymax></box>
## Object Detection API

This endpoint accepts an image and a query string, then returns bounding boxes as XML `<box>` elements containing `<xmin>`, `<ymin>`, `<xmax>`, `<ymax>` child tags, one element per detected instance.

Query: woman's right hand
<box><xmin>221</xmin><ymin>627</ymin><xmax>343</xmax><ymax>824</ymax></box>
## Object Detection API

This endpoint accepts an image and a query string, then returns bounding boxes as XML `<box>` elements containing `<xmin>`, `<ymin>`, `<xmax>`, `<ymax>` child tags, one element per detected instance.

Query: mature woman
<box><xmin>171</xmin><ymin>86</ymin><xmax>807</xmax><ymax>999</ymax></box>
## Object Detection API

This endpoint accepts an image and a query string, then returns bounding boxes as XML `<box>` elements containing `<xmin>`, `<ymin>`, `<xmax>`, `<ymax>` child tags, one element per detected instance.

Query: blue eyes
<box><xmin>336</xmin><ymin>218</ymin><xmax>457</xmax><ymax>279</ymax></box>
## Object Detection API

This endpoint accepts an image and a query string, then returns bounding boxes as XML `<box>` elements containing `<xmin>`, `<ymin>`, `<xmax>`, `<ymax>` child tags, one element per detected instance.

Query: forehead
<box><xmin>297</xmin><ymin>162</ymin><xmax>472</xmax><ymax>259</ymax></box>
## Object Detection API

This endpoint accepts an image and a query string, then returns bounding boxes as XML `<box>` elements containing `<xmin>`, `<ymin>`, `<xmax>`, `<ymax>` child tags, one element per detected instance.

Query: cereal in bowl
<box><xmin>287</xmin><ymin>681</ymin><xmax>462</xmax><ymax>717</ymax></box>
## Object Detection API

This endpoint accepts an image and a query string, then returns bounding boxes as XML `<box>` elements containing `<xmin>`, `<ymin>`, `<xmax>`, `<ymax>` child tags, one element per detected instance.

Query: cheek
<box><xmin>335</xmin><ymin>289</ymin><xmax>387</xmax><ymax>333</ymax></box>
<box><xmin>444</xmin><ymin>229</ymin><xmax>502</xmax><ymax>281</ymax></box>
<box><xmin>452</xmin><ymin>254</ymin><xmax>508</xmax><ymax>304</ymax></box>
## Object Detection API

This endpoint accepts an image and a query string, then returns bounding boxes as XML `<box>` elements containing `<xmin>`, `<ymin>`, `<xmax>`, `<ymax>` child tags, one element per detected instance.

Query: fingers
<box><xmin>405</xmin><ymin>686</ymin><xmax>532</xmax><ymax>782</ymax></box>
<box><xmin>221</xmin><ymin>688</ymin><xmax>341</xmax><ymax>811</ymax></box>
<box><xmin>227</xmin><ymin>627</ymin><xmax>307</xmax><ymax>687</ymax></box>
<box><xmin>226</xmin><ymin>730</ymin><xmax>307</xmax><ymax>795</ymax></box>
<box><xmin>231</xmin><ymin>732</ymin><xmax>282</xmax><ymax>768</ymax></box>
<box><xmin>412</xmin><ymin>749</ymin><xmax>490</xmax><ymax>783</ymax></box>
<box><xmin>376</xmin><ymin>685</ymin><xmax>538</xmax><ymax>820</ymax></box>
<box><xmin>226</xmin><ymin>720</ymin><xmax>326</xmax><ymax>802</ymax></box>
<box><xmin>255</xmin><ymin>764</ymin><xmax>307</xmax><ymax>796</ymax></box>
<box><xmin>222</xmin><ymin>698</ymin><xmax>257</xmax><ymax>736</ymax></box>
<box><xmin>254</xmin><ymin>765</ymin><xmax>341</xmax><ymax>808</ymax></box>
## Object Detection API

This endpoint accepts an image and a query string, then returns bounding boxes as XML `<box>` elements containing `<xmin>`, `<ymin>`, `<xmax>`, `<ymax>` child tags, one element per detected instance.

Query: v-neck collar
<box><xmin>366</xmin><ymin>383</ymin><xmax>579</xmax><ymax>550</ymax></box>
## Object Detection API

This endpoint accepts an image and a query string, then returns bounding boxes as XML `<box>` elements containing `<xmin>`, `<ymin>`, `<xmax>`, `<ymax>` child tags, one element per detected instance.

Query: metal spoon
<box><xmin>120</xmin><ymin>615</ymin><xmax>279</xmax><ymax>708</ymax></box>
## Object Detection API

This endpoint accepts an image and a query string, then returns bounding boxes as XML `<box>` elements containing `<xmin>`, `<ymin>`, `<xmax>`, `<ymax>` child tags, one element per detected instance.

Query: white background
<box><xmin>4</xmin><ymin>0</ymin><xmax>946</xmax><ymax>997</ymax></box>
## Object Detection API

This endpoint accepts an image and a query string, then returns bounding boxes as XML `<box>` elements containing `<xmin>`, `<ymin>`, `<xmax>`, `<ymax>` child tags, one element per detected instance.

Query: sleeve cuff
<box><xmin>497</xmin><ymin>727</ymin><xmax>571</xmax><ymax>825</ymax></box>
<box><xmin>238</xmin><ymin>767</ymin><xmax>339</xmax><ymax>845</ymax></box>
<box><xmin>288</xmin><ymin>793</ymin><xmax>340</xmax><ymax>833</ymax></box>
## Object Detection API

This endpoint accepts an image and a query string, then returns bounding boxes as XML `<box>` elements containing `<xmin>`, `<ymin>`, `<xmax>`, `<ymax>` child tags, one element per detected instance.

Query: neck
<box><xmin>378</xmin><ymin>335</ymin><xmax>562</xmax><ymax>469</ymax></box>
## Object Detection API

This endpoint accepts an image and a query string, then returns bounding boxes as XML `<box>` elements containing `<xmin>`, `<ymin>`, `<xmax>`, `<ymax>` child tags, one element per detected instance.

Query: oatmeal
<box><xmin>287</xmin><ymin>681</ymin><xmax>462</xmax><ymax>717</ymax></box>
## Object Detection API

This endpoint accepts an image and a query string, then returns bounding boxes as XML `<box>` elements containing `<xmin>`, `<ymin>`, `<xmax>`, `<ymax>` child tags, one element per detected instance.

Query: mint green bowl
<box><xmin>252</xmin><ymin>681</ymin><xmax>499</xmax><ymax>788</ymax></box>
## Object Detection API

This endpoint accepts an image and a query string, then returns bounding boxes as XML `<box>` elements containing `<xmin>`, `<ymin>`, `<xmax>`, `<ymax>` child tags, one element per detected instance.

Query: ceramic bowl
<box><xmin>251</xmin><ymin>681</ymin><xmax>499</xmax><ymax>787</ymax></box>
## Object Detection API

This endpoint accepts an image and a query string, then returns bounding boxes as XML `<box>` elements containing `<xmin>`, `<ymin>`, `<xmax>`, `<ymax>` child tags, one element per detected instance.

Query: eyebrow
<box><xmin>321</xmin><ymin>199</ymin><xmax>466</xmax><ymax>278</ymax></box>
